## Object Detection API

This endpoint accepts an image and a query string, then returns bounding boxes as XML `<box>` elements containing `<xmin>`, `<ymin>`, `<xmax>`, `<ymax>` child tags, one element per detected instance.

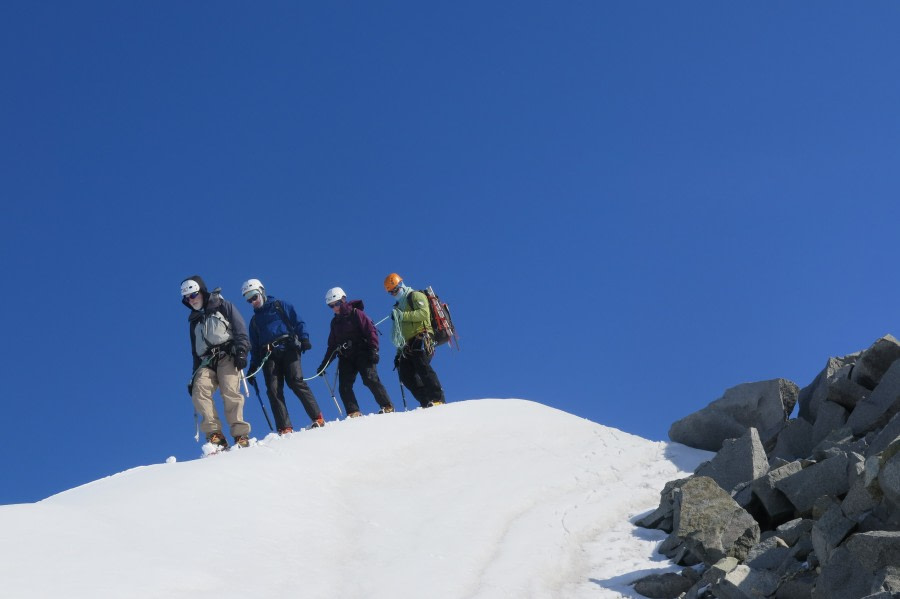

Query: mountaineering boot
<box><xmin>207</xmin><ymin>431</ymin><xmax>229</xmax><ymax>449</ymax></box>
<box><xmin>377</xmin><ymin>405</ymin><xmax>395</xmax><ymax>414</ymax></box>
<box><xmin>347</xmin><ymin>411</ymin><xmax>362</xmax><ymax>418</ymax></box>
<box><xmin>307</xmin><ymin>416</ymin><xmax>325</xmax><ymax>429</ymax></box>
<box><xmin>234</xmin><ymin>435</ymin><xmax>250</xmax><ymax>448</ymax></box>
<box><xmin>425</xmin><ymin>400</ymin><xmax>445</xmax><ymax>408</ymax></box>
<box><xmin>278</xmin><ymin>427</ymin><xmax>294</xmax><ymax>435</ymax></box>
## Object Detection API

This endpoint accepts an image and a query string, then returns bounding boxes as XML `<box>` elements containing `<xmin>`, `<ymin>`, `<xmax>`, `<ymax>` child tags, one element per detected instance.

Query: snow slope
<box><xmin>0</xmin><ymin>399</ymin><xmax>709</xmax><ymax>598</ymax></box>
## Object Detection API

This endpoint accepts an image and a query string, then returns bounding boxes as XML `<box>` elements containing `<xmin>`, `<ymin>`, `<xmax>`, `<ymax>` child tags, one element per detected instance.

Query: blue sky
<box><xmin>3</xmin><ymin>2</ymin><xmax>900</xmax><ymax>504</ymax></box>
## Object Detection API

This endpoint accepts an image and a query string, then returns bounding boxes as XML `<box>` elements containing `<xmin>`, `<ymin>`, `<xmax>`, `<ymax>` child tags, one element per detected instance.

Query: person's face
<box><xmin>246</xmin><ymin>292</ymin><xmax>263</xmax><ymax>308</ymax></box>
<box><xmin>185</xmin><ymin>291</ymin><xmax>203</xmax><ymax>310</ymax></box>
<box><xmin>328</xmin><ymin>299</ymin><xmax>342</xmax><ymax>313</ymax></box>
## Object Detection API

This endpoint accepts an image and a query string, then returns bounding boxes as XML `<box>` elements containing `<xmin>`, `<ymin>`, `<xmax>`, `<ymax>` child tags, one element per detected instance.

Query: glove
<box><xmin>316</xmin><ymin>360</ymin><xmax>329</xmax><ymax>375</ymax></box>
<box><xmin>246</xmin><ymin>372</ymin><xmax>256</xmax><ymax>384</ymax></box>
<box><xmin>368</xmin><ymin>349</ymin><xmax>380</xmax><ymax>365</ymax></box>
<box><xmin>300</xmin><ymin>338</ymin><xmax>312</xmax><ymax>353</ymax></box>
<box><xmin>233</xmin><ymin>349</ymin><xmax>247</xmax><ymax>371</ymax></box>
<box><xmin>187</xmin><ymin>382</ymin><xmax>193</xmax><ymax>397</ymax></box>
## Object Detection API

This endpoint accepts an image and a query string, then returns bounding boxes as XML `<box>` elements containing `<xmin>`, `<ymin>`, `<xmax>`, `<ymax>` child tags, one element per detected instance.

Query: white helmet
<box><xmin>241</xmin><ymin>278</ymin><xmax>265</xmax><ymax>299</ymax></box>
<box><xmin>325</xmin><ymin>287</ymin><xmax>346</xmax><ymax>305</ymax></box>
<box><xmin>181</xmin><ymin>280</ymin><xmax>201</xmax><ymax>296</ymax></box>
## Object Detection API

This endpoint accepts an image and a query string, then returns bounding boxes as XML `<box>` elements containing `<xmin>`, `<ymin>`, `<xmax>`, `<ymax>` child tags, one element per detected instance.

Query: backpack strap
<box><xmin>350</xmin><ymin>307</ymin><xmax>369</xmax><ymax>347</ymax></box>
<box><xmin>250</xmin><ymin>313</ymin><xmax>260</xmax><ymax>341</ymax></box>
<box><xmin>406</xmin><ymin>290</ymin><xmax>423</xmax><ymax>310</ymax></box>
<box><xmin>272</xmin><ymin>300</ymin><xmax>296</xmax><ymax>338</ymax></box>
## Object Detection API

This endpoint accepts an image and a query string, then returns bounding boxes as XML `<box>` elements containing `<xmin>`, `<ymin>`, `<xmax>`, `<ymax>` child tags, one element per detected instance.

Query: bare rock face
<box><xmin>847</xmin><ymin>359</ymin><xmax>900</xmax><ymax>436</ymax></box>
<box><xmin>799</xmin><ymin>355</ymin><xmax>859</xmax><ymax>423</ymax></box>
<box><xmin>636</xmin><ymin>335</ymin><xmax>900</xmax><ymax>599</ymax></box>
<box><xmin>669</xmin><ymin>379</ymin><xmax>799</xmax><ymax>452</ymax></box>
<box><xmin>850</xmin><ymin>335</ymin><xmax>900</xmax><ymax>390</ymax></box>
<box><xmin>813</xmin><ymin>532</ymin><xmax>900</xmax><ymax>599</ymax></box>
<box><xmin>774</xmin><ymin>453</ymin><xmax>851</xmax><ymax>516</ymax></box>
<box><xmin>694</xmin><ymin>428</ymin><xmax>769</xmax><ymax>495</ymax></box>
<box><xmin>672</xmin><ymin>476</ymin><xmax>760</xmax><ymax>566</ymax></box>
<box><xmin>632</xmin><ymin>572</ymin><xmax>694</xmax><ymax>599</ymax></box>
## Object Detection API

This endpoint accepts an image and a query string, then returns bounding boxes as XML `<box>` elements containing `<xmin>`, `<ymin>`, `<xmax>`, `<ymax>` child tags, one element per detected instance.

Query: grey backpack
<box><xmin>195</xmin><ymin>292</ymin><xmax>233</xmax><ymax>355</ymax></box>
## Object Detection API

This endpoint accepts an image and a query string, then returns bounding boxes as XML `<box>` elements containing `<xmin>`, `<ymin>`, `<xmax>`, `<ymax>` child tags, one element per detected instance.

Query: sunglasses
<box><xmin>185</xmin><ymin>291</ymin><xmax>201</xmax><ymax>300</ymax></box>
<box><xmin>246</xmin><ymin>294</ymin><xmax>260</xmax><ymax>304</ymax></box>
<box><xmin>328</xmin><ymin>300</ymin><xmax>342</xmax><ymax>308</ymax></box>
<box><xmin>388</xmin><ymin>286</ymin><xmax>401</xmax><ymax>296</ymax></box>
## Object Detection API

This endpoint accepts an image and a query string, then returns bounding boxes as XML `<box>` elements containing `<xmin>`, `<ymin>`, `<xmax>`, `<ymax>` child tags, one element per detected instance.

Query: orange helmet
<box><xmin>384</xmin><ymin>273</ymin><xmax>403</xmax><ymax>293</ymax></box>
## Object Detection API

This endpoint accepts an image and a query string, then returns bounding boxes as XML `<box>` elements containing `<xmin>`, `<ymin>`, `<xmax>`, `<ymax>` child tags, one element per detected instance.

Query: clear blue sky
<box><xmin>3</xmin><ymin>2</ymin><xmax>900</xmax><ymax>504</ymax></box>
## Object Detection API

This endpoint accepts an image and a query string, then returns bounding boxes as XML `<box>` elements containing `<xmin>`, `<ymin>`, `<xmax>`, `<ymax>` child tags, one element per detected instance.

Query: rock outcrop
<box><xmin>633</xmin><ymin>334</ymin><xmax>900</xmax><ymax>599</ymax></box>
<box><xmin>668</xmin><ymin>379</ymin><xmax>799</xmax><ymax>452</ymax></box>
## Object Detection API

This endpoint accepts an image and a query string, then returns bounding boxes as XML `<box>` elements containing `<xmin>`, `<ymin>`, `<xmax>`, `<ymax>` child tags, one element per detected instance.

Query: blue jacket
<box><xmin>248</xmin><ymin>295</ymin><xmax>310</xmax><ymax>364</ymax></box>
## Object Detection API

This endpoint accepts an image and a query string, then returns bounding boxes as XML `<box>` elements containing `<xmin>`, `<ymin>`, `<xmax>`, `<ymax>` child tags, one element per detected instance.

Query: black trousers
<box><xmin>338</xmin><ymin>353</ymin><xmax>393</xmax><ymax>414</ymax></box>
<box><xmin>263</xmin><ymin>347</ymin><xmax>322</xmax><ymax>429</ymax></box>
<box><xmin>397</xmin><ymin>346</ymin><xmax>445</xmax><ymax>408</ymax></box>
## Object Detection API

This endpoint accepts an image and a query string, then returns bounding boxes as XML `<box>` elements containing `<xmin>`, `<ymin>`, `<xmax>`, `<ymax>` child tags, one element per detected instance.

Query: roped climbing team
<box><xmin>180</xmin><ymin>273</ymin><xmax>446</xmax><ymax>450</ymax></box>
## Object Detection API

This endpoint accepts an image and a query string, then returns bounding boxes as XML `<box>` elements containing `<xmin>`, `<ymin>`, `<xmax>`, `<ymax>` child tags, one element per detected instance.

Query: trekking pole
<box><xmin>248</xmin><ymin>377</ymin><xmax>273</xmax><ymax>431</ymax></box>
<box><xmin>374</xmin><ymin>315</ymin><xmax>391</xmax><ymax>328</ymax></box>
<box><xmin>332</xmin><ymin>370</ymin><xmax>341</xmax><ymax>416</ymax></box>
<box><xmin>321</xmin><ymin>368</ymin><xmax>344</xmax><ymax>418</ymax></box>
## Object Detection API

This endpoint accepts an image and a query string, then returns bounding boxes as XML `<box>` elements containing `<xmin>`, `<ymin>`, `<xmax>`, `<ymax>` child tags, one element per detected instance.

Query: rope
<box><xmin>303</xmin><ymin>345</ymin><xmax>342</xmax><ymax>381</ymax></box>
<box><xmin>187</xmin><ymin>355</ymin><xmax>213</xmax><ymax>387</ymax></box>
<box><xmin>246</xmin><ymin>350</ymin><xmax>272</xmax><ymax>379</ymax></box>
<box><xmin>249</xmin><ymin>343</ymin><xmax>335</xmax><ymax>382</ymax></box>
<box><xmin>390</xmin><ymin>308</ymin><xmax>405</xmax><ymax>348</ymax></box>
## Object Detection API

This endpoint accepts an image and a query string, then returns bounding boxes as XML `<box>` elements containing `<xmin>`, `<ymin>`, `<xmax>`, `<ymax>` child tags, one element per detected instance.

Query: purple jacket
<box><xmin>322</xmin><ymin>300</ymin><xmax>379</xmax><ymax>362</ymax></box>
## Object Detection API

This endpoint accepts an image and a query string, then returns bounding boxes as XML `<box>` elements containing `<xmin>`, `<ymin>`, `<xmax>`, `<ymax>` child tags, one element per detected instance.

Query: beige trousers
<box><xmin>191</xmin><ymin>354</ymin><xmax>251</xmax><ymax>438</ymax></box>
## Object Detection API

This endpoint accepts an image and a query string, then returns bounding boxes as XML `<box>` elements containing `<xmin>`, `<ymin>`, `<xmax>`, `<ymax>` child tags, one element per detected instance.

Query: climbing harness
<box><xmin>401</xmin><ymin>331</ymin><xmax>434</xmax><ymax>358</ymax></box>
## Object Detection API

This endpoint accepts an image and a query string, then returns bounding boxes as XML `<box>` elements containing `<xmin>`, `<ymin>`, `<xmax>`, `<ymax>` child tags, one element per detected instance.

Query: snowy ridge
<box><xmin>0</xmin><ymin>399</ymin><xmax>710</xmax><ymax>599</ymax></box>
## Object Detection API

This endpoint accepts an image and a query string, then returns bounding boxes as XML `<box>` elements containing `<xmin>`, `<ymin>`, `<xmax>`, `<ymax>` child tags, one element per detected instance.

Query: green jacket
<box><xmin>398</xmin><ymin>290</ymin><xmax>433</xmax><ymax>341</ymax></box>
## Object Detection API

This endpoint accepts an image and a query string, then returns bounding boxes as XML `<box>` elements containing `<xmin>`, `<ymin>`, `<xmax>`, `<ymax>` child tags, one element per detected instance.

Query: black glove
<box><xmin>187</xmin><ymin>382</ymin><xmax>193</xmax><ymax>397</ymax></box>
<box><xmin>300</xmin><ymin>338</ymin><xmax>312</xmax><ymax>353</ymax></box>
<box><xmin>368</xmin><ymin>349</ymin><xmax>379</xmax><ymax>365</ymax></box>
<box><xmin>316</xmin><ymin>360</ymin><xmax>329</xmax><ymax>375</ymax></box>
<box><xmin>233</xmin><ymin>349</ymin><xmax>247</xmax><ymax>371</ymax></box>
<box><xmin>247</xmin><ymin>376</ymin><xmax>259</xmax><ymax>391</ymax></box>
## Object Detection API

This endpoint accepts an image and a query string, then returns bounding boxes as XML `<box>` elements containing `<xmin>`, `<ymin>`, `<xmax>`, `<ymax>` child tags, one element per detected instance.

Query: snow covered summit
<box><xmin>0</xmin><ymin>398</ymin><xmax>709</xmax><ymax>599</ymax></box>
